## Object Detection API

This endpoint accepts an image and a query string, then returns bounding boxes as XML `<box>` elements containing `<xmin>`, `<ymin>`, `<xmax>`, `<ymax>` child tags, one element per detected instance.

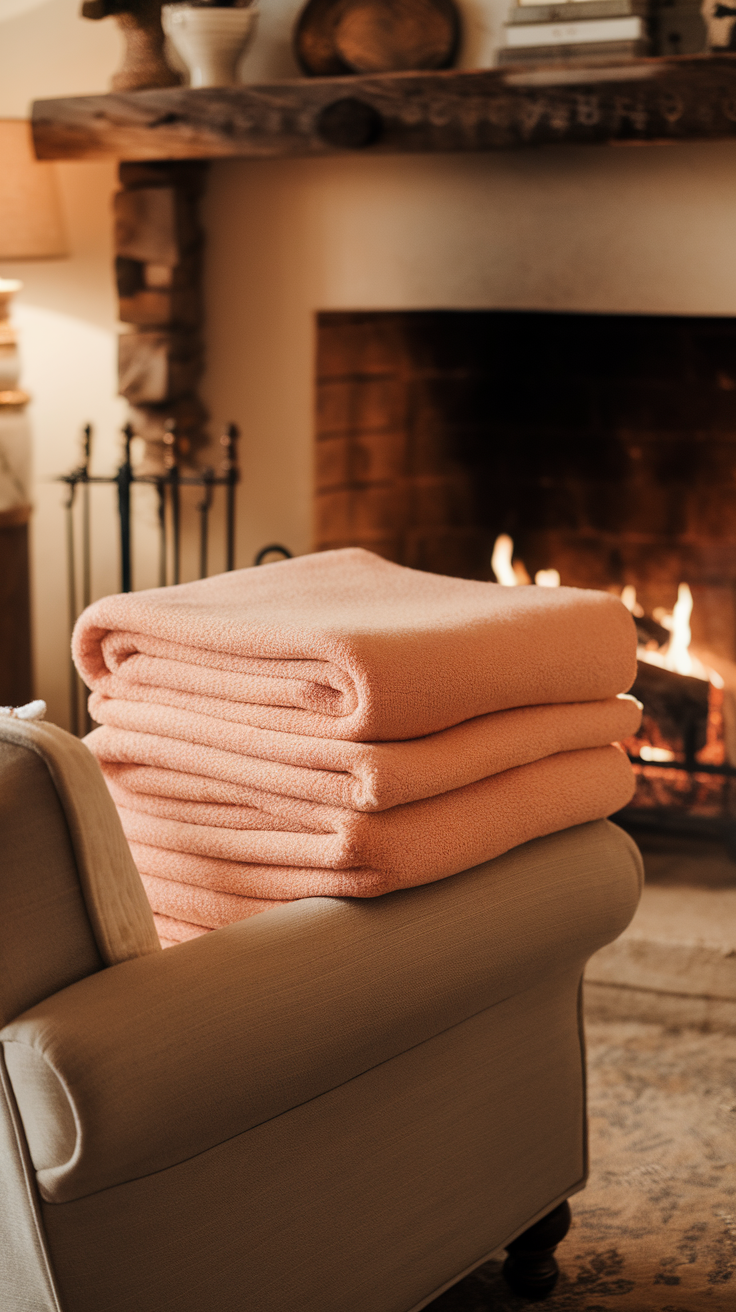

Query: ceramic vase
<box><xmin>162</xmin><ymin>4</ymin><xmax>259</xmax><ymax>87</ymax></box>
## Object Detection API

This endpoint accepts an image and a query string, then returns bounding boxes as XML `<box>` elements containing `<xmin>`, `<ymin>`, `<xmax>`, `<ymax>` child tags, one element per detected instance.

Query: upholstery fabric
<box><xmin>0</xmin><ymin>739</ymin><xmax>102</xmax><ymax>1029</ymax></box>
<box><xmin>38</xmin><ymin>975</ymin><xmax>587</xmax><ymax>1312</ymax></box>
<box><xmin>0</xmin><ymin>1053</ymin><xmax>62</xmax><ymax>1312</ymax></box>
<box><xmin>0</xmin><ymin>719</ymin><xmax>160</xmax><ymax>969</ymax></box>
<box><xmin>72</xmin><ymin>547</ymin><xmax>638</xmax><ymax>743</ymax></box>
<box><xmin>0</xmin><ymin>713</ymin><xmax>644</xmax><ymax>1312</ymax></box>
<box><xmin>2</xmin><ymin>819</ymin><xmax>643</xmax><ymax>1205</ymax></box>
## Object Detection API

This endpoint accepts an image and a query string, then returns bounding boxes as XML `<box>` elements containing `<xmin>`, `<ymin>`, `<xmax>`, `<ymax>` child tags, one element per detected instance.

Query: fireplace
<box><xmin>315</xmin><ymin>308</ymin><xmax>736</xmax><ymax>845</ymax></box>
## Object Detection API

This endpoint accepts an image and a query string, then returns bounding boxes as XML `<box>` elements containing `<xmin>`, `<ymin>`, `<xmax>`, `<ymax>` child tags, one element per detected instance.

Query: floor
<box><xmin>585</xmin><ymin>830</ymin><xmax>736</xmax><ymax>1033</ymax></box>
<box><xmin>632</xmin><ymin>832</ymin><xmax>736</xmax><ymax>891</ymax></box>
<box><xmin>428</xmin><ymin>833</ymin><xmax>736</xmax><ymax>1311</ymax></box>
<box><xmin>428</xmin><ymin>1018</ymin><xmax>736</xmax><ymax>1312</ymax></box>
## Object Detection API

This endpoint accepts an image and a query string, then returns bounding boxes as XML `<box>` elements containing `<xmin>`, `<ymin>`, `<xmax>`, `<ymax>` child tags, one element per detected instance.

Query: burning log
<box><xmin>629</xmin><ymin>660</ymin><xmax>710</xmax><ymax>763</ymax></box>
<box><xmin>487</xmin><ymin>551</ymin><xmax>726</xmax><ymax>773</ymax></box>
<box><xmin>634</xmin><ymin>614</ymin><xmax>670</xmax><ymax>649</ymax></box>
<box><xmin>690</xmin><ymin>649</ymin><xmax>736</xmax><ymax>768</ymax></box>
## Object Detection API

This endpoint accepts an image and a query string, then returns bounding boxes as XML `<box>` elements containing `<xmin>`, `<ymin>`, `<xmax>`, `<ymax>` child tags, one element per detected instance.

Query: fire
<box><xmin>490</xmin><ymin>535</ymin><xmax>561</xmax><ymax>590</ymax></box>
<box><xmin>490</xmin><ymin>535</ymin><xmax>531</xmax><ymax>586</ymax></box>
<box><xmin>639</xmin><ymin>744</ymin><xmax>675</xmax><ymax>762</ymax></box>
<box><xmin>668</xmin><ymin>583</ymin><xmax>694</xmax><ymax>676</ymax></box>
<box><xmin>627</xmin><ymin>582</ymin><xmax>723</xmax><ymax>688</ymax></box>
<box><xmin>621</xmin><ymin>585</ymin><xmax>643</xmax><ymax>617</ymax></box>
<box><xmin>534</xmin><ymin>569</ymin><xmax>560</xmax><ymax>588</ymax></box>
<box><xmin>490</xmin><ymin>535</ymin><xmax>516</xmax><ymax>586</ymax></box>
<box><xmin>491</xmin><ymin>534</ymin><xmax>724</xmax><ymax>693</ymax></box>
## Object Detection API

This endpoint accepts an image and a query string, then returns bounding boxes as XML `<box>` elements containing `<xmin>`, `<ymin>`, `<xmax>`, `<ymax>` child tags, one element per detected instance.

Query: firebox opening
<box><xmin>315</xmin><ymin>308</ymin><xmax>736</xmax><ymax>846</ymax></box>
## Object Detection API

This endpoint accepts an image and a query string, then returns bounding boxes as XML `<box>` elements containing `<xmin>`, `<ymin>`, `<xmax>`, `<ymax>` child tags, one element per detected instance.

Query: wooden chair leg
<box><xmin>502</xmin><ymin>1200</ymin><xmax>572</xmax><ymax>1300</ymax></box>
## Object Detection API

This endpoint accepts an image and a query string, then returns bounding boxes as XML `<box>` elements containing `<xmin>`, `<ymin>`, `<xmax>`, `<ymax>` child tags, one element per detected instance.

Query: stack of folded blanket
<box><xmin>73</xmin><ymin>548</ymin><xmax>641</xmax><ymax>948</ymax></box>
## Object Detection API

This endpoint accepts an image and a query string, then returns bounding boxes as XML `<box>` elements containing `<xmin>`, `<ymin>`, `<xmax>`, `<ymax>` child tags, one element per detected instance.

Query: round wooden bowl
<box><xmin>294</xmin><ymin>0</ymin><xmax>460</xmax><ymax>78</ymax></box>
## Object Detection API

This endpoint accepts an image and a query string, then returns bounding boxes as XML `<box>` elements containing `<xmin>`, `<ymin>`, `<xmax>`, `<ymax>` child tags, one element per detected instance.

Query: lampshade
<box><xmin>0</xmin><ymin>119</ymin><xmax>68</xmax><ymax>261</ymax></box>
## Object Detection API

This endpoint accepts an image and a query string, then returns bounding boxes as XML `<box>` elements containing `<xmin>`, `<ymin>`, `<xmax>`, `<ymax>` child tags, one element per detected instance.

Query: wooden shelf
<box><xmin>31</xmin><ymin>53</ymin><xmax>736</xmax><ymax>163</ymax></box>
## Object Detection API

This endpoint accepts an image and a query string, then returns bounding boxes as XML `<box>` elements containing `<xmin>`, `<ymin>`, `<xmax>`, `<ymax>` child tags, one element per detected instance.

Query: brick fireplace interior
<box><xmin>315</xmin><ymin>309</ymin><xmax>736</xmax><ymax>663</ymax></box>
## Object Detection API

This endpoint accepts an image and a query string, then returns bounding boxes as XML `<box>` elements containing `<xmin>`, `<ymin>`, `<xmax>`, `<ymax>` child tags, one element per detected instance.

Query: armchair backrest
<box><xmin>0</xmin><ymin>717</ymin><xmax>160</xmax><ymax>1027</ymax></box>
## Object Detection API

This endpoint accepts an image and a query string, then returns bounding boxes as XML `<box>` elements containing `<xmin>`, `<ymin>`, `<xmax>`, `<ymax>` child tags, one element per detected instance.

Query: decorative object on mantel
<box><xmin>499</xmin><ymin>0</ymin><xmax>651</xmax><ymax>68</ymax></box>
<box><xmin>0</xmin><ymin>120</ymin><xmax>68</xmax><ymax>708</ymax></box>
<box><xmin>81</xmin><ymin>0</ymin><xmax>180</xmax><ymax>90</ymax></box>
<box><xmin>294</xmin><ymin>0</ymin><xmax>459</xmax><ymax>77</ymax></box>
<box><xmin>654</xmin><ymin>0</ymin><xmax>707</xmax><ymax>56</ymax></box>
<box><xmin>499</xmin><ymin>0</ymin><xmax>707</xmax><ymax>66</ymax></box>
<box><xmin>31</xmin><ymin>55</ymin><xmax>736</xmax><ymax>162</ymax></box>
<box><xmin>162</xmin><ymin>1</ymin><xmax>259</xmax><ymax>87</ymax></box>
<box><xmin>703</xmin><ymin>0</ymin><xmax>736</xmax><ymax>51</ymax></box>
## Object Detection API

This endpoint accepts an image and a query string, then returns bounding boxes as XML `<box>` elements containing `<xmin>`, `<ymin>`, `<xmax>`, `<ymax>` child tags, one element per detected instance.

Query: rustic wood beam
<box><xmin>31</xmin><ymin>55</ymin><xmax>736</xmax><ymax>162</ymax></box>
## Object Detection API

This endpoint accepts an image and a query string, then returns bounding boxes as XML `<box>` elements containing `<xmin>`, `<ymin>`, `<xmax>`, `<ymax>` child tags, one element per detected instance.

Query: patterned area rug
<box><xmin>427</xmin><ymin>1019</ymin><xmax>736</xmax><ymax>1311</ymax></box>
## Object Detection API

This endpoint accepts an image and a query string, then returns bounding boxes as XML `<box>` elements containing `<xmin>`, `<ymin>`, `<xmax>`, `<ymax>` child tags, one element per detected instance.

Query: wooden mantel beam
<box><xmin>31</xmin><ymin>54</ymin><xmax>736</xmax><ymax>162</ymax></box>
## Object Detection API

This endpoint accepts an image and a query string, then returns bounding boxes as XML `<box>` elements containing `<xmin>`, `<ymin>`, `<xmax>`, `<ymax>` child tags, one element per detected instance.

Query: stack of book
<box><xmin>499</xmin><ymin>0</ymin><xmax>707</xmax><ymax>66</ymax></box>
<box><xmin>499</xmin><ymin>0</ymin><xmax>650</xmax><ymax>67</ymax></box>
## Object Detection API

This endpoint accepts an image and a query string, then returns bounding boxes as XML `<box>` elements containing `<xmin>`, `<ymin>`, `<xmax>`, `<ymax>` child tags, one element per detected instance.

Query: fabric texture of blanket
<box><xmin>74</xmin><ymin>548</ymin><xmax>637</xmax><ymax>741</ymax></box>
<box><xmin>72</xmin><ymin>549</ymin><xmax>640</xmax><ymax>947</ymax></box>
<box><xmin>115</xmin><ymin>743</ymin><xmax>635</xmax><ymax>922</ymax></box>
<box><xmin>86</xmin><ymin>692</ymin><xmax>641</xmax><ymax>811</ymax></box>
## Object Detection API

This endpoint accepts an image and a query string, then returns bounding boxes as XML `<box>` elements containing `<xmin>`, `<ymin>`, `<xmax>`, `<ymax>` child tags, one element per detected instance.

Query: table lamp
<box><xmin>0</xmin><ymin>119</ymin><xmax>68</xmax><ymax>707</ymax></box>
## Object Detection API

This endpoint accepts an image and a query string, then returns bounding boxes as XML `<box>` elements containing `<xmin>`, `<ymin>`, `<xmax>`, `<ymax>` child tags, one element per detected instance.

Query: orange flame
<box><xmin>631</xmin><ymin>583</ymin><xmax>723</xmax><ymax>688</ymax></box>
<box><xmin>490</xmin><ymin>535</ymin><xmax>531</xmax><ymax>586</ymax></box>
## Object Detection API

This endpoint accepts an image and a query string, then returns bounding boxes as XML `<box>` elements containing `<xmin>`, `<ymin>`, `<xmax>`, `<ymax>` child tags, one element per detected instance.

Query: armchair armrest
<box><xmin>1</xmin><ymin>819</ymin><xmax>642</xmax><ymax>1205</ymax></box>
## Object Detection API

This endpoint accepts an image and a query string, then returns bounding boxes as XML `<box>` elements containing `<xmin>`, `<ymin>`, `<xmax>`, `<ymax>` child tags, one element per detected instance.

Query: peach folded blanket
<box><xmin>117</xmin><ymin>745</ymin><xmax>636</xmax><ymax>930</ymax></box>
<box><xmin>73</xmin><ymin>548</ymin><xmax>637</xmax><ymax>743</ymax></box>
<box><xmin>85</xmin><ymin>692</ymin><xmax>642</xmax><ymax>812</ymax></box>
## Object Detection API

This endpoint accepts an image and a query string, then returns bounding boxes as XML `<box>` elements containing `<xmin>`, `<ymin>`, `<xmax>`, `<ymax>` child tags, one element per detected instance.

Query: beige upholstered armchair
<box><xmin>0</xmin><ymin>716</ymin><xmax>642</xmax><ymax>1312</ymax></box>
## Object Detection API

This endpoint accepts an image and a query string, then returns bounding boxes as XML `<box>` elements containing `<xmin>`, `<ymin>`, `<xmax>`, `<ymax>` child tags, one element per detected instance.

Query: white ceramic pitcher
<box><xmin>162</xmin><ymin>4</ymin><xmax>260</xmax><ymax>88</ymax></box>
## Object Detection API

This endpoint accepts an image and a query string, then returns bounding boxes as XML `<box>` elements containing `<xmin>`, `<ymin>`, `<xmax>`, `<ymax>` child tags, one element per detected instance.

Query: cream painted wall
<box><xmin>4</xmin><ymin>0</ymin><xmax>736</xmax><ymax>724</ymax></box>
